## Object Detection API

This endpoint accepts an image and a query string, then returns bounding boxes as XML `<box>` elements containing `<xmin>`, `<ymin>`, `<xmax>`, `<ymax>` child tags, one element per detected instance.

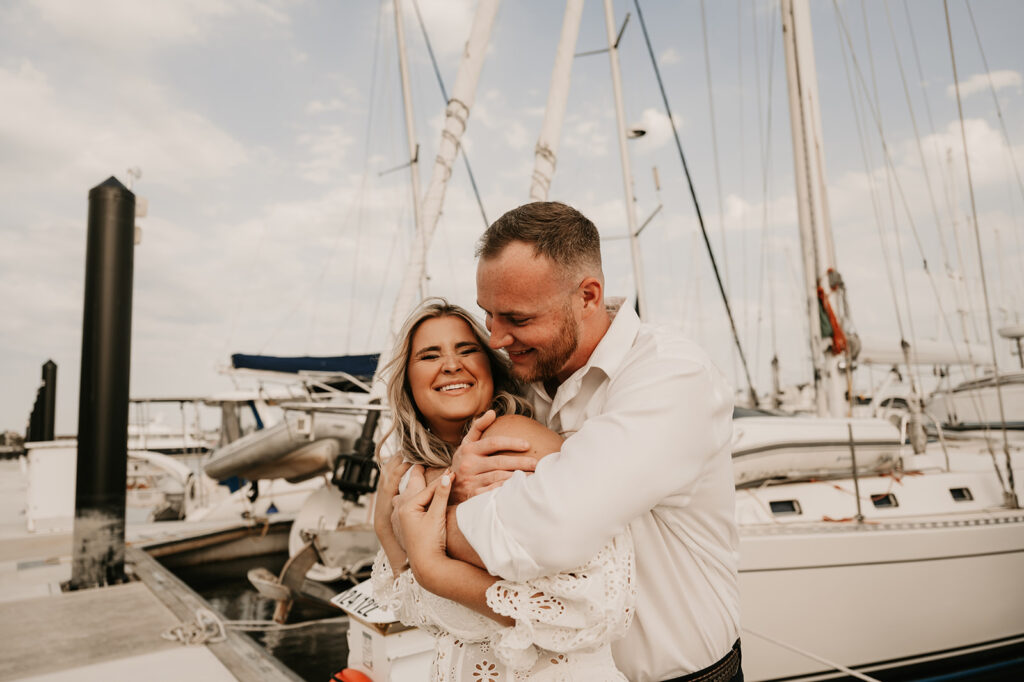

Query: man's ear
<box><xmin>579</xmin><ymin>276</ymin><xmax>603</xmax><ymax>315</ymax></box>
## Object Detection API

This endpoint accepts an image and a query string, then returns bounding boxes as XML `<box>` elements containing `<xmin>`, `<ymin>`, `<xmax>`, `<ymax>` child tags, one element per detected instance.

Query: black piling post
<box><xmin>40</xmin><ymin>360</ymin><xmax>57</xmax><ymax>440</ymax></box>
<box><xmin>69</xmin><ymin>177</ymin><xmax>135</xmax><ymax>590</ymax></box>
<box><xmin>26</xmin><ymin>360</ymin><xmax>57</xmax><ymax>442</ymax></box>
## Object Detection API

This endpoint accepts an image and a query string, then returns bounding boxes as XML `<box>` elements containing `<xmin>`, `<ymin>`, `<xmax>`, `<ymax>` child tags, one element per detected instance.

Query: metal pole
<box><xmin>393</xmin><ymin>0</ymin><xmax>425</xmax><ymax>287</ymax></box>
<box><xmin>70</xmin><ymin>177</ymin><xmax>136</xmax><ymax>590</ymax></box>
<box><xmin>530</xmin><ymin>0</ymin><xmax>585</xmax><ymax>201</ymax></box>
<box><xmin>604</xmin><ymin>0</ymin><xmax>647</xmax><ymax>321</ymax></box>
<box><xmin>847</xmin><ymin>423</ymin><xmax>864</xmax><ymax>523</ymax></box>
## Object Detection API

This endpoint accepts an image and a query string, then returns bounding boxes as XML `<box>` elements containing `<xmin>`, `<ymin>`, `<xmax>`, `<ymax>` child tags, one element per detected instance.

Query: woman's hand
<box><xmin>395</xmin><ymin>465</ymin><xmax>455</xmax><ymax>587</ymax></box>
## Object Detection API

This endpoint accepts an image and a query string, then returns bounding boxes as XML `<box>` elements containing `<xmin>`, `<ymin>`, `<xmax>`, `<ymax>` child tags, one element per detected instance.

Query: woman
<box><xmin>372</xmin><ymin>298</ymin><xmax>635</xmax><ymax>680</ymax></box>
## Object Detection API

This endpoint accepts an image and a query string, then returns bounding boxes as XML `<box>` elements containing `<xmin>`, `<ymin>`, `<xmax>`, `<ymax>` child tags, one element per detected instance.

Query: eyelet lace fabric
<box><xmin>371</xmin><ymin>532</ymin><xmax>635</xmax><ymax>681</ymax></box>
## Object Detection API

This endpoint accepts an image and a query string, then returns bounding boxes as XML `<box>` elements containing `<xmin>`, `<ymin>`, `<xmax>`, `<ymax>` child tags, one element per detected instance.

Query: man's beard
<box><xmin>518</xmin><ymin>305</ymin><xmax>580</xmax><ymax>384</ymax></box>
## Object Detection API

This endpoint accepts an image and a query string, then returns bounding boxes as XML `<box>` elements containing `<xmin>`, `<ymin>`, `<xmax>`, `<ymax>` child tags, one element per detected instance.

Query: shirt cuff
<box><xmin>456</xmin><ymin>479</ymin><xmax>544</xmax><ymax>581</ymax></box>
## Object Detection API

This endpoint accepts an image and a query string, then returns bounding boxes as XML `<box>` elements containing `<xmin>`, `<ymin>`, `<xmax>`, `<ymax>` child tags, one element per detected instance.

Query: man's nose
<box><xmin>488</xmin><ymin>321</ymin><xmax>512</xmax><ymax>350</ymax></box>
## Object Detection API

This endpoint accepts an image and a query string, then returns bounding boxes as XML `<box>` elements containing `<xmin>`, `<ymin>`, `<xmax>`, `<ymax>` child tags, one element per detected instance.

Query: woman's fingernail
<box><xmin>441</xmin><ymin>474</ymin><xmax>451</xmax><ymax>487</ymax></box>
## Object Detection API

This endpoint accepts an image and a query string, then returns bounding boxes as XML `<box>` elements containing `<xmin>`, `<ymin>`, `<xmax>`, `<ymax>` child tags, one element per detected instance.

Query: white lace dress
<box><xmin>371</xmin><ymin>531</ymin><xmax>635</xmax><ymax>681</ymax></box>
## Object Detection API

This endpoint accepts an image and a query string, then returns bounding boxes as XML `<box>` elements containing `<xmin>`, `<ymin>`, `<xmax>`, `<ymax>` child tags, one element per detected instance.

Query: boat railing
<box><xmin>743</xmin><ymin>627</ymin><xmax>881</xmax><ymax>682</ymax></box>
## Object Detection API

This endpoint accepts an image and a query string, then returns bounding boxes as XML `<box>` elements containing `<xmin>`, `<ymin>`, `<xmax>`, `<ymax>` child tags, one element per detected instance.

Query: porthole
<box><xmin>871</xmin><ymin>493</ymin><xmax>898</xmax><ymax>508</ymax></box>
<box><xmin>950</xmin><ymin>487</ymin><xmax>973</xmax><ymax>502</ymax></box>
<box><xmin>769</xmin><ymin>500</ymin><xmax>802</xmax><ymax>515</ymax></box>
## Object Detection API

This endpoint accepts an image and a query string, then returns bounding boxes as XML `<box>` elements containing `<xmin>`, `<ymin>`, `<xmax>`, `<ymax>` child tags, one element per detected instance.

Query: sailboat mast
<box><xmin>604</xmin><ymin>0</ymin><xmax>647</xmax><ymax>321</ymax></box>
<box><xmin>530</xmin><ymin>0</ymin><xmax>585</xmax><ymax>202</ymax></box>
<box><xmin>393</xmin><ymin>0</ymin><xmax>425</xmax><ymax>294</ymax></box>
<box><xmin>780</xmin><ymin>0</ymin><xmax>845</xmax><ymax>417</ymax></box>
<box><xmin>377</xmin><ymin>0</ymin><xmax>501</xmax><ymax>383</ymax></box>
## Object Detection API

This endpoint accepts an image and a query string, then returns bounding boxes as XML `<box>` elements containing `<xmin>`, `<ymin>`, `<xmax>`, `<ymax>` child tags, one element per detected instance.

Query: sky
<box><xmin>2</xmin><ymin>0</ymin><xmax>1022</xmax><ymax>435</ymax></box>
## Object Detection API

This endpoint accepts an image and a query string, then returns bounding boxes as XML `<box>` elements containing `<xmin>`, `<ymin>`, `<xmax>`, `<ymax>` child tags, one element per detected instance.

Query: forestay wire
<box><xmin>633</xmin><ymin>0</ymin><xmax>760</xmax><ymax>407</ymax></box>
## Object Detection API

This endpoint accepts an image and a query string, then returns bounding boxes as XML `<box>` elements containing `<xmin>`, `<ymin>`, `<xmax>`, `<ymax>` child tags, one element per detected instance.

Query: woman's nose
<box><xmin>441</xmin><ymin>354</ymin><xmax>461</xmax><ymax>372</ymax></box>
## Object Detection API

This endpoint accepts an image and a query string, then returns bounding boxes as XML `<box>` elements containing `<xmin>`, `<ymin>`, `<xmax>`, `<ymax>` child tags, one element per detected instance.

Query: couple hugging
<box><xmin>371</xmin><ymin>201</ymin><xmax>741</xmax><ymax>682</ymax></box>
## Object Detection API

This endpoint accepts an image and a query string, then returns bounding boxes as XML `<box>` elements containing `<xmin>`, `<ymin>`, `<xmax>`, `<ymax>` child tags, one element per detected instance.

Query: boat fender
<box><xmin>332</xmin><ymin>669</ymin><xmax>372</xmax><ymax>682</ymax></box>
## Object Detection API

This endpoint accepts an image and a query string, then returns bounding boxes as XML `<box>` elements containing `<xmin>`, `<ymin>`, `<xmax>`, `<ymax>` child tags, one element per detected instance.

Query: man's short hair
<box><xmin>476</xmin><ymin>201</ymin><xmax>602</xmax><ymax>279</ymax></box>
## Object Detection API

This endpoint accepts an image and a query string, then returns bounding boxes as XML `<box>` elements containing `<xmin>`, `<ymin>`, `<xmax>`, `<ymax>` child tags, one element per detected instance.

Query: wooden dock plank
<box><xmin>0</xmin><ymin>581</ymin><xmax>180</xmax><ymax>681</ymax></box>
<box><xmin>127</xmin><ymin>546</ymin><xmax>304</xmax><ymax>681</ymax></box>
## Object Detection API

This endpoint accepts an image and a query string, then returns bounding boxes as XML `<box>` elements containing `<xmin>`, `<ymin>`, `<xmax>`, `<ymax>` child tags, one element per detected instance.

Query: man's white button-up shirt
<box><xmin>458</xmin><ymin>305</ymin><xmax>739</xmax><ymax>682</ymax></box>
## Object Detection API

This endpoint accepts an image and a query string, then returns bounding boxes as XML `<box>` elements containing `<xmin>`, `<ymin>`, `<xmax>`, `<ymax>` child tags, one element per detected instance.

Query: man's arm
<box><xmin>458</xmin><ymin>352</ymin><xmax>734</xmax><ymax>582</ymax></box>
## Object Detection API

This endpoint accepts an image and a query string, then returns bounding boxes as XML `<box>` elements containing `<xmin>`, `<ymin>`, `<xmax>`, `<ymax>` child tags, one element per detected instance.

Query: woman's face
<box><xmin>407</xmin><ymin>315</ymin><xmax>495</xmax><ymax>443</ymax></box>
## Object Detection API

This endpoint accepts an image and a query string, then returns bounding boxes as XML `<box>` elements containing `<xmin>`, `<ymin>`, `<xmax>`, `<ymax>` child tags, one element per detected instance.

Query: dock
<box><xmin>0</xmin><ymin>460</ymin><xmax>302</xmax><ymax>682</ymax></box>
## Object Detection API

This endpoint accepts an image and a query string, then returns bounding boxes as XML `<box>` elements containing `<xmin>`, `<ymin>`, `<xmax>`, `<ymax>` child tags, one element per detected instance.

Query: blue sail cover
<box><xmin>231</xmin><ymin>353</ymin><xmax>380</xmax><ymax>381</ymax></box>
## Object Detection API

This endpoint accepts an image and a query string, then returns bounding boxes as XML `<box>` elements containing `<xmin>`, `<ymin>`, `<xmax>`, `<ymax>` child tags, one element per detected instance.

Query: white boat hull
<box><xmin>740</xmin><ymin>511</ymin><xmax>1024</xmax><ymax>680</ymax></box>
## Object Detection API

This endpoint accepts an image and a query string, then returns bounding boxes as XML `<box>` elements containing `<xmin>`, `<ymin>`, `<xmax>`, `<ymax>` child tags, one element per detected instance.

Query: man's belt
<box><xmin>662</xmin><ymin>639</ymin><xmax>742</xmax><ymax>682</ymax></box>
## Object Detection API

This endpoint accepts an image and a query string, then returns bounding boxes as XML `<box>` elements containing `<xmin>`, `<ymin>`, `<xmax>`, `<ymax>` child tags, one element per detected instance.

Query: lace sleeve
<box><xmin>484</xmin><ymin>531</ymin><xmax>636</xmax><ymax>668</ymax></box>
<box><xmin>371</xmin><ymin>549</ymin><xmax>501</xmax><ymax>641</ymax></box>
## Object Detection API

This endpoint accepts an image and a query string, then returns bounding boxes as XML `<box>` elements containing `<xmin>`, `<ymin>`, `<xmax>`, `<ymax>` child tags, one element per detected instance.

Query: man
<box><xmin>406</xmin><ymin>201</ymin><xmax>740</xmax><ymax>681</ymax></box>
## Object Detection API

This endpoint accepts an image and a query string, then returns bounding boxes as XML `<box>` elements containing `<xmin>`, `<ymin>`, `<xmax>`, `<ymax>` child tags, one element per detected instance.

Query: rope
<box><xmin>743</xmin><ymin>627</ymin><xmax>881</xmax><ymax>681</ymax></box>
<box><xmin>943</xmin><ymin>0</ymin><xmax>1018</xmax><ymax>507</ymax></box>
<box><xmin>162</xmin><ymin>607</ymin><xmax>348</xmax><ymax>646</ymax></box>
<box><xmin>633</xmin><ymin>0</ymin><xmax>760</xmax><ymax>407</ymax></box>
<box><xmin>161</xmin><ymin>608</ymin><xmax>227</xmax><ymax>646</ymax></box>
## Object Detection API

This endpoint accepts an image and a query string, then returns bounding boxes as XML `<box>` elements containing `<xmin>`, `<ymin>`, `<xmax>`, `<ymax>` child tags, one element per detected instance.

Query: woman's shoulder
<box><xmin>484</xmin><ymin>414</ymin><xmax>563</xmax><ymax>459</ymax></box>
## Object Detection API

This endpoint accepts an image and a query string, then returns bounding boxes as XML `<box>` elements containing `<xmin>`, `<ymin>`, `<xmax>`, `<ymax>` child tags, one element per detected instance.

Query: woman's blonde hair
<box><xmin>376</xmin><ymin>298</ymin><xmax>531</xmax><ymax>468</ymax></box>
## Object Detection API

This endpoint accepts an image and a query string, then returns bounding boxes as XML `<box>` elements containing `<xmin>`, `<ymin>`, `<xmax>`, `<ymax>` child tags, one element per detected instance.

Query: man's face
<box><xmin>476</xmin><ymin>241</ymin><xmax>583</xmax><ymax>385</ymax></box>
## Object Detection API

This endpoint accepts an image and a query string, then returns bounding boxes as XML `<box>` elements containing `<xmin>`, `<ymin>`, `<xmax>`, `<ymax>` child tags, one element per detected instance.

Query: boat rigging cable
<box><xmin>831</xmin><ymin>1</ymin><xmax>996</xmax><ymax>465</ymax></box>
<box><xmin>735</xmin><ymin>1</ymin><xmax>750</xmax><ymax>345</ymax></box>
<box><xmin>751</xmin><ymin>1</ymin><xmax>778</xmax><ymax>385</ymax></box>
<box><xmin>697</xmin><ymin>1</ymin><xmax>732</xmax><ymax>347</ymax></box>
<box><xmin>964</xmin><ymin>1</ymin><xmax>1024</xmax><ymax>208</ymax></box>
<box><xmin>964</xmin><ymin>0</ymin><xmax>1024</xmax><ymax>301</ymax></box>
<box><xmin>633</xmin><ymin>0</ymin><xmax>759</xmax><ymax>407</ymax></box>
<box><xmin>832</xmin><ymin>2</ymin><xmax>932</xmax><ymax>436</ymax></box>
<box><xmin>857</xmin><ymin>2</ymin><xmax>926</xmax><ymax>403</ymax></box>
<box><xmin>410</xmin><ymin>0</ymin><xmax>489</xmax><ymax>228</ymax></box>
<box><xmin>902</xmin><ymin>1</ymin><xmax>982</xmax><ymax>350</ymax></box>
<box><xmin>830</xmin><ymin>2</ymin><xmax>985</xmax><ymax>376</ymax></box>
<box><xmin>944</xmin><ymin>0</ymin><xmax>1017</xmax><ymax>508</ymax></box>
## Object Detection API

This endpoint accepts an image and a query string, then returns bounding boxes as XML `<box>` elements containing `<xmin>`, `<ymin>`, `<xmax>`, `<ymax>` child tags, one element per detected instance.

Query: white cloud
<box><xmin>0</xmin><ymin>62</ymin><xmax>248</xmax><ymax>192</ymax></box>
<box><xmin>659</xmin><ymin>47</ymin><xmax>681</xmax><ymax>65</ymax></box>
<box><xmin>306</xmin><ymin>98</ymin><xmax>348</xmax><ymax>114</ymax></box>
<box><xmin>24</xmin><ymin>0</ymin><xmax>290</xmax><ymax>52</ymax></box>
<box><xmin>946</xmin><ymin>70</ymin><xmax>1022</xmax><ymax>99</ymax></box>
<box><xmin>402</xmin><ymin>0</ymin><xmax>475</xmax><ymax>58</ymax></box>
<box><xmin>297</xmin><ymin>126</ymin><xmax>355</xmax><ymax>184</ymax></box>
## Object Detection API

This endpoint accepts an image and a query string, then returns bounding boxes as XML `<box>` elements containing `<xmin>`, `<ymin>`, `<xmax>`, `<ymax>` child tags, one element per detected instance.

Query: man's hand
<box><xmin>450</xmin><ymin>410</ymin><xmax>535</xmax><ymax>503</ymax></box>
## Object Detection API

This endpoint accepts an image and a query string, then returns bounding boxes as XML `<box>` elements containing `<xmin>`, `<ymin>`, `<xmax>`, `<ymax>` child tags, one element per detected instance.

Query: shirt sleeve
<box><xmin>484</xmin><ymin>531</ymin><xmax>636</xmax><ymax>670</ymax></box>
<box><xmin>458</xmin><ymin>345</ymin><xmax>733</xmax><ymax>581</ymax></box>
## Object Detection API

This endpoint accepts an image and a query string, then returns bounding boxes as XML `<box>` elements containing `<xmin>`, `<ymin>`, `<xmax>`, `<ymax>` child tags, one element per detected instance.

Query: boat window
<box><xmin>949</xmin><ymin>487</ymin><xmax>973</xmax><ymax>502</ymax></box>
<box><xmin>871</xmin><ymin>493</ymin><xmax>898</xmax><ymax>508</ymax></box>
<box><xmin>769</xmin><ymin>500</ymin><xmax>802</xmax><ymax>515</ymax></box>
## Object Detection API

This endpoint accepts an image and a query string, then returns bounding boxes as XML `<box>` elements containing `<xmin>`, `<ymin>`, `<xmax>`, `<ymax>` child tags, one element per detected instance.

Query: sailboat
<box><xmin>325</xmin><ymin>2</ymin><xmax>1024</xmax><ymax>681</ymax></box>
